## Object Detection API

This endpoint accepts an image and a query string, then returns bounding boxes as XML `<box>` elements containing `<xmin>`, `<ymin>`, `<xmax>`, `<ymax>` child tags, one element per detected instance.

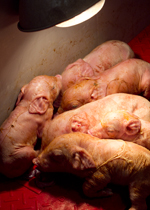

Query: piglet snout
<box><xmin>32</xmin><ymin>157</ymin><xmax>39</xmax><ymax>166</ymax></box>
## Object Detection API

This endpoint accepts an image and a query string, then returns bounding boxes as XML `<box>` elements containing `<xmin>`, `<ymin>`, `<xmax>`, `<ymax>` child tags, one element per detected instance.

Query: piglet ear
<box><xmin>125</xmin><ymin>119</ymin><xmax>141</xmax><ymax>136</ymax></box>
<box><xmin>65</xmin><ymin>59</ymin><xmax>83</xmax><ymax>71</ymax></box>
<box><xmin>79</xmin><ymin>61</ymin><xmax>94</xmax><ymax>78</ymax></box>
<box><xmin>71</xmin><ymin>146</ymin><xmax>96</xmax><ymax>170</ymax></box>
<box><xmin>16</xmin><ymin>84</ymin><xmax>28</xmax><ymax>106</ymax></box>
<box><xmin>91</xmin><ymin>84</ymin><xmax>106</xmax><ymax>100</ymax></box>
<box><xmin>29</xmin><ymin>97</ymin><xmax>50</xmax><ymax>114</ymax></box>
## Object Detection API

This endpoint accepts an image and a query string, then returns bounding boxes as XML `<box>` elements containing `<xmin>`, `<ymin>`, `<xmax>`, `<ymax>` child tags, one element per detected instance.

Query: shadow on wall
<box><xmin>0</xmin><ymin>0</ymin><xmax>19</xmax><ymax>29</ymax></box>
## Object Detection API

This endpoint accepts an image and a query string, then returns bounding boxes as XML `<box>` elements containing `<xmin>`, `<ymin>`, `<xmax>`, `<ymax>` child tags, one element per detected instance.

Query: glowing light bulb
<box><xmin>56</xmin><ymin>0</ymin><xmax>105</xmax><ymax>28</ymax></box>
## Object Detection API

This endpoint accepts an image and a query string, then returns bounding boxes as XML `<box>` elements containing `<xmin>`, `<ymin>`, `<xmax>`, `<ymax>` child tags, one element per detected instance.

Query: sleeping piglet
<box><xmin>59</xmin><ymin>58</ymin><xmax>150</xmax><ymax>112</ymax></box>
<box><xmin>0</xmin><ymin>75</ymin><xmax>62</xmax><ymax>178</ymax></box>
<box><xmin>33</xmin><ymin>132</ymin><xmax>150</xmax><ymax>210</ymax></box>
<box><xmin>41</xmin><ymin>93</ymin><xmax>150</xmax><ymax>149</ymax></box>
<box><xmin>61</xmin><ymin>40</ymin><xmax>134</xmax><ymax>92</ymax></box>
<box><xmin>88</xmin><ymin>110</ymin><xmax>150</xmax><ymax>150</ymax></box>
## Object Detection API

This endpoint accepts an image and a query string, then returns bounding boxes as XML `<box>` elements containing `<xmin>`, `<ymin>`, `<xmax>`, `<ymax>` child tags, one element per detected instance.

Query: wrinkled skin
<box><xmin>88</xmin><ymin>110</ymin><xmax>150</xmax><ymax>150</ymax></box>
<box><xmin>42</xmin><ymin>93</ymin><xmax>150</xmax><ymax>149</ymax></box>
<box><xmin>61</xmin><ymin>40</ymin><xmax>134</xmax><ymax>92</ymax></box>
<box><xmin>33</xmin><ymin>132</ymin><xmax>150</xmax><ymax>210</ymax></box>
<box><xmin>0</xmin><ymin>75</ymin><xmax>62</xmax><ymax>178</ymax></box>
<box><xmin>59</xmin><ymin>58</ymin><xmax>150</xmax><ymax>112</ymax></box>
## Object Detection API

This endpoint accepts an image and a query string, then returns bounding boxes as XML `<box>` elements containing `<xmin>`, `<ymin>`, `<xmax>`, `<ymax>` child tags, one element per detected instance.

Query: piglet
<box><xmin>41</xmin><ymin>93</ymin><xmax>150</xmax><ymax>149</ymax></box>
<box><xmin>0</xmin><ymin>75</ymin><xmax>62</xmax><ymax>178</ymax></box>
<box><xmin>59</xmin><ymin>58</ymin><xmax>150</xmax><ymax>112</ymax></box>
<box><xmin>61</xmin><ymin>40</ymin><xmax>134</xmax><ymax>92</ymax></box>
<box><xmin>33</xmin><ymin>132</ymin><xmax>150</xmax><ymax>210</ymax></box>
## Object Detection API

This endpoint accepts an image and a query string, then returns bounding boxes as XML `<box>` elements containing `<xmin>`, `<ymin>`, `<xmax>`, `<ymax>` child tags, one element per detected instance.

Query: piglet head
<box><xmin>59</xmin><ymin>79</ymin><xmax>98</xmax><ymax>112</ymax></box>
<box><xmin>33</xmin><ymin>133</ymin><xmax>96</xmax><ymax>174</ymax></box>
<box><xmin>16</xmin><ymin>75</ymin><xmax>62</xmax><ymax>116</ymax></box>
<box><xmin>32</xmin><ymin>145</ymin><xmax>69</xmax><ymax>173</ymax></box>
<box><xmin>88</xmin><ymin>110</ymin><xmax>141</xmax><ymax>140</ymax></box>
<box><xmin>33</xmin><ymin>147</ymin><xmax>72</xmax><ymax>173</ymax></box>
<box><xmin>61</xmin><ymin>59</ymin><xmax>94</xmax><ymax>92</ymax></box>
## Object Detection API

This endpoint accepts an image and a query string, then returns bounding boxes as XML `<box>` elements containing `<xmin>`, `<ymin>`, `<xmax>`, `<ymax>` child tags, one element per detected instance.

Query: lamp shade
<box><xmin>18</xmin><ymin>0</ymin><xmax>102</xmax><ymax>32</ymax></box>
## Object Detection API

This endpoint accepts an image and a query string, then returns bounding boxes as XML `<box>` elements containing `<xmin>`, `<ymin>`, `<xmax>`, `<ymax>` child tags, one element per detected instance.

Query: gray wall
<box><xmin>0</xmin><ymin>0</ymin><xmax>150</xmax><ymax>125</ymax></box>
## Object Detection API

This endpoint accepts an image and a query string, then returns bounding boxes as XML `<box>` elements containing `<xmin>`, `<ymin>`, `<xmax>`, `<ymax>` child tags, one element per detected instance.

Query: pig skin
<box><xmin>59</xmin><ymin>58</ymin><xmax>150</xmax><ymax>112</ymax></box>
<box><xmin>41</xmin><ymin>93</ymin><xmax>150</xmax><ymax>149</ymax></box>
<box><xmin>0</xmin><ymin>75</ymin><xmax>62</xmax><ymax>178</ymax></box>
<box><xmin>33</xmin><ymin>132</ymin><xmax>150</xmax><ymax>210</ymax></box>
<box><xmin>88</xmin><ymin>110</ymin><xmax>150</xmax><ymax>150</ymax></box>
<box><xmin>61</xmin><ymin>40</ymin><xmax>134</xmax><ymax>92</ymax></box>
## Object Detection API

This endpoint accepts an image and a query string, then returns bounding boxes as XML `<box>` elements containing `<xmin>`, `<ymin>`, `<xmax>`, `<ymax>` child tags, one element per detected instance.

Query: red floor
<box><xmin>128</xmin><ymin>24</ymin><xmax>150</xmax><ymax>63</ymax></box>
<box><xmin>1</xmin><ymin>25</ymin><xmax>150</xmax><ymax>210</ymax></box>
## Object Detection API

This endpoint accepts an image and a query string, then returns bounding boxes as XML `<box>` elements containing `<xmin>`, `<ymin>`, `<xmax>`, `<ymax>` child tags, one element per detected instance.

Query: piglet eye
<box><xmin>106</xmin><ymin>126</ymin><xmax>116</xmax><ymax>136</ymax></box>
<box><xmin>68</xmin><ymin>103</ymin><xmax>79</xmax><ymax>110</ymax></box>
<box><xmin>72</xmin><ymin>104</ymin><xmax>78</xmax><ymax>108</ymax></box>
<box><xmin>107</xmin><ymin>127</ymin><xmax>114</xmax><ymax>133</ymax></box>
<box><xmin>71</xmin><ymin>101</ymin><xmax>82</xmax><ymax>109</ymax></box>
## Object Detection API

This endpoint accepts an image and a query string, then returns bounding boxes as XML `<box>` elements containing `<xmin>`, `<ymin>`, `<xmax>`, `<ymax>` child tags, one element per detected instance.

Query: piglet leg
<box><xmin>82</xmin><ymin>170</ymin><xmax>112</xmax><ymax>198</ymax></box>
<box><xmin>129</xmin><ymin>181</ymin><xmax>148</xmax><ymax>210</ymax></box>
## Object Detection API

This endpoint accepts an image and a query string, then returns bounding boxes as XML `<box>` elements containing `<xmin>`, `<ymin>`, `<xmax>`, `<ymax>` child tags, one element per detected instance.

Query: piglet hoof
<box><xmin>32</xmin><ymin>157</ymin><xmax>39</xmax><ymax>166</ymax></box>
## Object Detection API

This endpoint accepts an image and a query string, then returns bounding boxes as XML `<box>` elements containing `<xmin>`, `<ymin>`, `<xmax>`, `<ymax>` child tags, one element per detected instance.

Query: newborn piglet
<box><xmin>33</xmin><ymin>132</ymin><xmax>150</xmax><ymax>210</ymax></box>
<box><xmin>61</xmin><ymin>40</ymin><xmax>134</xmax><ymax>92</ymax></box>
<box><xmin>0</xmin><ymin>75</ymin><xmax>62</xmax><ymax>178</ymax></box>
<box><xmin>59</xmin><ymin>58</ymin><xmax>150</xmax><ymax>112</ymax></box>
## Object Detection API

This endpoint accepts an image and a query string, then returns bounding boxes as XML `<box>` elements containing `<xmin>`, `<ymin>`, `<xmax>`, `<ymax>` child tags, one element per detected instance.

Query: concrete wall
<box><xmin>0</xmin><ymin>0</ymin><xmax>150</xmax><ymax>125</ymax></box>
